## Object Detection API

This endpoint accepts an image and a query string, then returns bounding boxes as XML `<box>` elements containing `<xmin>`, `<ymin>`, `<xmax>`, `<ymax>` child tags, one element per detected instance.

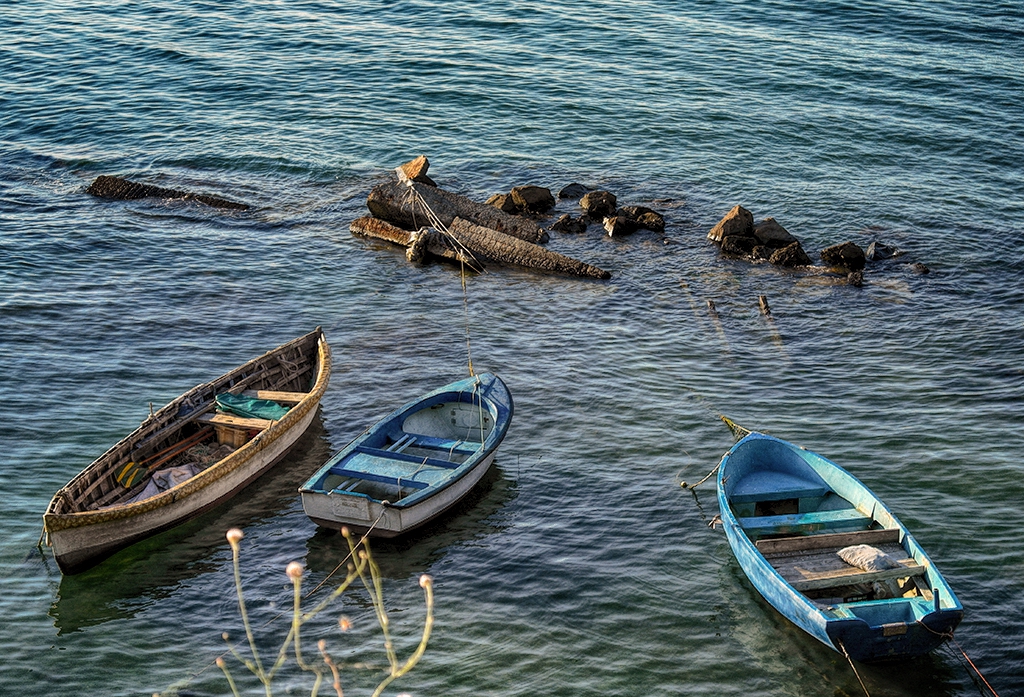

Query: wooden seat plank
<box><xmin>198</xmin><ymin>413</ymin><xmax>275</xmax><ymax>430</ymax></box>
<box><xmin>788</xmin><ymin>559</ymin><xmax>925</xmax><ymax>591</ymax></box>
<box><xmin>739</xmin><ymin>508</ymin><xmax>869</xmax><ymax>536</ymax></box>
<box><xmin>756</xmin><ymin>528</ymin><xmax>900</xmax><ymax>555</ymax></box>
<box><xmin>242</xmin><ymin>389</ymin><xmax>307</xmax><ymax>404</ymax></box>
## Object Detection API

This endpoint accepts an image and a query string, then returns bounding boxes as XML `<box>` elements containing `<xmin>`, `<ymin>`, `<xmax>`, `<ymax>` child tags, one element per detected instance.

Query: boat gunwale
<box><xmin>43</xmin><ymin>329</ymin><xmax>331</xmax><ymax>532</ymax></box>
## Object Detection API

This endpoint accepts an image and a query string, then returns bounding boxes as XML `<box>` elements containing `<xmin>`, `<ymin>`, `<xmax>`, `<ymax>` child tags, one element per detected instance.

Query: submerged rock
<box><xmin>866</xmin><ymin>241</ymin><xmax>902</xmax><ymax>261</ymax></box>
<box><xmin>821</xmin><ymin>241</ymin><xmax>866</xmax><ymax>271</ymax></box>
<box><xmin>558</xmin><ymin>182</ymin><xmax>590</xmax><ymax>199</ymax></box>
<box><xmin>86</xmin><ymin>175</ymin><xmax>249</xmax><ymax>210</ymax></box>
<box><xmin>550</xmin><ymin>214</ymin><xmax>588</xmax><ymax>234</ymax></box>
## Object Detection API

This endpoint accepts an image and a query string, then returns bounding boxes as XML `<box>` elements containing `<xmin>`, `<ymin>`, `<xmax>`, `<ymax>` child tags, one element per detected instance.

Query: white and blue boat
<box><xmin>300</xmin><ymin>373</ymin><xmax>512</xmax><ymax>537</ymax></box>
<box><xmin>717</xmin><ymin>432</ymin><xmax>963</xmax><ymax>662</ymax></box>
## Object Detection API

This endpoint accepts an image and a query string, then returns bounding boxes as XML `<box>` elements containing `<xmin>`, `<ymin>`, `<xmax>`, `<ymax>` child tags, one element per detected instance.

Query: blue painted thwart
<box><xmin>717</xmin><ymin>432</ymin><xmax>963</xmax><ymax>662</ymax></box>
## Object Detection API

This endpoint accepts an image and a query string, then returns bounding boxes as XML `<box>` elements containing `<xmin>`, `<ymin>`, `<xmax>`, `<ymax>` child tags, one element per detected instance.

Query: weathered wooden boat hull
<box><xmin>717</xmin><ymin>432</ymin><xmax>963</xmax><ymax>663</ymax></box>
<box><xmin>300</xmin><ymin>373</ymin><xmax>512</xmax><ymax>537</ymax></box>
<box><xmin>44</xmin><ymin>329</ymin><xmax>331</xmax><ymax>574</ymax></box>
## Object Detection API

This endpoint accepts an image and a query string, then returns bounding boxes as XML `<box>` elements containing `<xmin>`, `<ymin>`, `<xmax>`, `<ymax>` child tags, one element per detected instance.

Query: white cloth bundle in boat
<box><xmin>837</xmin><ymin>544</ymin><xmax>905</xmax><ymax>599</ymax></box>
<box><xmin>837</xmin><ymin>544</ymin><xmax>901</xmax><ymax>572</ymax></box>
<box><xmin>126</xmin><ymin>464</ymin><xmax>202</xmax><ymax>504</ymax></box>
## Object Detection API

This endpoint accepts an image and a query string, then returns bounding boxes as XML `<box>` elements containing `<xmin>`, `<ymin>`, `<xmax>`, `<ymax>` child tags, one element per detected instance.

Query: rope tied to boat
<box><xmin>680</xmin><ymin>416</ymin><xmax>751</xmax><ymax>491</ymax></box>
<box><xmin>917</xmin><ymin>622</ymin><xmax>1001</xmax><ymax>696</ymax></box>
<box><xmin>398</xmin><ymin>173</ymin><xmax>478</xmax><ymax>378</ymax></box>
<box><xmin>836</xmin><ymin>640</ymin><xmax>872</xmax><ymax>697</ymax></box>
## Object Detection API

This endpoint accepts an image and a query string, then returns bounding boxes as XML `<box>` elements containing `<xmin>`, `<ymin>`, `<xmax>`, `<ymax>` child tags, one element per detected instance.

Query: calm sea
<box><xmin>2</xmin><ymin>1</ymin><xmax>1022</xmax><ymax>695</ymax></box>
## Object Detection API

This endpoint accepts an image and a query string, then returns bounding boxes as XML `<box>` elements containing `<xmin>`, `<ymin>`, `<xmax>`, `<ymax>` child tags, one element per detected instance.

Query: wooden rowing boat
<box><xmin>43</xmin><ymin>328</ymin><xmax>332</xmax><ymax>574</ymax></box>
<box><xmin>717</xmin><ymin>432</ymin><xmax>963</xmax><ymax>662</ymax></box>
<box><xmin>300</xmin><ymin>373</ymin><xmax>512</xmax><ymax>537</ymax></box>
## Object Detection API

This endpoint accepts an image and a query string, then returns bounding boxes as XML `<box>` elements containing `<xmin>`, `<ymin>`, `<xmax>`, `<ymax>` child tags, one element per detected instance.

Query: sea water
<box><xmin>1</xmin><ymin>1</ymin><xmax>1022</xmax><ymax>694</ymax></box>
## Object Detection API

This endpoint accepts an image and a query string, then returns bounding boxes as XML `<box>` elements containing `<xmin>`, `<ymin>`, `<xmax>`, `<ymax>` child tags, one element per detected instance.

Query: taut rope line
<box><xmin>398</xmin><ymin>174</ymin><xmax>478</xmax><ymax>377</ymax></box>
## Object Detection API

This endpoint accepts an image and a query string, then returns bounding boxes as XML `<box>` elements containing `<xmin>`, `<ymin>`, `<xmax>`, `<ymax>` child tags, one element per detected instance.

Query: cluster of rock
<box><xmin>353</xmin><ymin>157</ymin><xmax>612</xmax><ymax>279</ymax></box>
<box><xmin>707</xmin><ymin>204</ymin><xmax>926</xmax><ymax>285</ymax></box>
<box><xmin>485</xmin><ymin>180</ymin><xmax>666</xmax><ymax>239</ymax></box>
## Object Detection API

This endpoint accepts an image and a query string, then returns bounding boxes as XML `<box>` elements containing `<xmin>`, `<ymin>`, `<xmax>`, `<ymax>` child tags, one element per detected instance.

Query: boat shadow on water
<box><xmin>302</xmin><ymin>461</ymin><xmax>516</xmax><ymax>583</ymax></box>
<box><xmin>48</xmin><ymin>414</ymin><xmax>334</xmax><ymax>635</ymax></box>
<box><xmin>723</xmin><ymin>562</ymin><xmax>968</xmax><ymax>697</ymax></box>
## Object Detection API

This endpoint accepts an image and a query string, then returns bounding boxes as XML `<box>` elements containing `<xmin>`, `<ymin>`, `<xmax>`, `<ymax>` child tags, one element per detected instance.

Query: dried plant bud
<box><xmin>419</xmin><ymin>574</ymin><xmax>433</xmax><ymax>589</ymax></box>
<box><xmin>318</xmin><ymin>639</ymin><xmax>327</xmax><ymax>651</ymax></box>
<box><xmin>338</xmin><ymin>616</ymin><xmax>352</xmax><ymax>631</ymax></box>
<box><xmin>226</xmin><ymin>528</ymin><xmax>244</xmax><ymax>545</ymax></box>
<box><xmin>215</xmin><ymin>657</ymin><xmax>226</xmax><ymax>668</ymax></box>
<box><xmin>286</xmin><ymin>561</ymin><xmax>304</xmax><ymax>580</ymax></box>
<box><xmin>222</xmin><ymin>632</ymin><xmax>229</xmax><ymax>641</ymax></box>
<box><xmin>340</xmin><ymin>526</ymin><xmax>350</xmax><ymax>538</ymax></box>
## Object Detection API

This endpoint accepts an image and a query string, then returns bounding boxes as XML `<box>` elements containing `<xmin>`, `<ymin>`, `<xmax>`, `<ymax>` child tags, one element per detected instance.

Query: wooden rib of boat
<box><xmin>300</xmin><ymin>373</ymin><xmax>512</xmax><ymax>537</ymax></box>
<box><xmin>717</xmin><ymin>432</ymin><xmax>963</xmax><ymax>662</ymax></box>
<box><xmin>43</xmin><ymin>328</ymin><xmax>332</xmax><ymax>574</ymax></box>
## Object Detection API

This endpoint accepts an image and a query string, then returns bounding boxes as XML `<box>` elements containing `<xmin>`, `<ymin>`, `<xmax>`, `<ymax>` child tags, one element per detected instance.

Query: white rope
<box><xmin>398</xmin><ymin>177</ymin><xmax>479</xmax><ymax>376</ymax></box>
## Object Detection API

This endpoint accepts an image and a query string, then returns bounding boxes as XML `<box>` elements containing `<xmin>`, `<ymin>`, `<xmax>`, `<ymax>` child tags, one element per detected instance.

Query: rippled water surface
<box><xmin>2</xmin><ymin>1</ymin><xmax>1023</xmax><ymax>695</ymax></box>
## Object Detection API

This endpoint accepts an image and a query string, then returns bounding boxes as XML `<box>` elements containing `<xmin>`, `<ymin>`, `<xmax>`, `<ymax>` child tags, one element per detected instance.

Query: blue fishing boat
<box><xmin>717</xmin><ymin>432</ymin><xmax>962</xmax><ymax>662</ymax></box>
<box><xmin>300</xmin><ymin>373</ymin><xmax>512</xmax><ymax>537</ymax></box>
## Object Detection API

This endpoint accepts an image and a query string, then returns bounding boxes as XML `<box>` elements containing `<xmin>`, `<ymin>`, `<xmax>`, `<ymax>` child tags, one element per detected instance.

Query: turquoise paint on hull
<box><xmin>717</xmin><ymin>432</ymin><xmax>964</xmax><ymax>663</ymax></box>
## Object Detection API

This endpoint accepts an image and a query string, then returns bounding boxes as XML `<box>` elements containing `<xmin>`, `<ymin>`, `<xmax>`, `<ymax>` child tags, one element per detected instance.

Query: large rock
<box><xmin>820</xmin><ymin>241</ymin><xmax>866</xmax><ymax>271</ymax></box>
<box><xmin>510</xmin><ymin>185</ymin><xmax>555</xmax><ymax>213</ymax></box>
<box><xmin>447</xmin><ymin>218</ymin><xmax>610</xmax><ymax>279</ymax></box>
<box><xmin>350</xmin><ymin>215</ymin><xmax>609</xmax><ymax>279</ymax></box>
<box><xmin>753</xmin><ymin>217</ymin><xmax>798</xmax><ymax>248</ymax></box>
<box><xmin>769</xmin><ymin>241</ymin><xmax>812</xmax><ymax>267</ymax></box>
<box><xmin>580</xmin><ymin>190</ymin><xmax>617</xmax><ymax>218</ymax></box>
<box><xmin>708</xmin><ymin>205</ymin><xmax>754</xmax><ymax>242</ymax></box>
<box><xmin>367</xmin><ymin>178</ymin><xmax>548</xmax><ymax>244</ymax></box>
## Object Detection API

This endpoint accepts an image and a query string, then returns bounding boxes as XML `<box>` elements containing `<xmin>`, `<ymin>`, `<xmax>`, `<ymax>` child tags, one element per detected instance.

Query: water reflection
<box><xmin>49</xmin><ymin>414</ymin><xmax>333</xmax><ymax>635</ymax></box>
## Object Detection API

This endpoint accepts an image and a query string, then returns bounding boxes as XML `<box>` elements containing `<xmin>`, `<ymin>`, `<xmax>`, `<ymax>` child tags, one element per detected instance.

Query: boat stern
<box><xmin>825</xmin><ymin>597</ymin><xmax>963</xmax><ymax>661</ymax></box>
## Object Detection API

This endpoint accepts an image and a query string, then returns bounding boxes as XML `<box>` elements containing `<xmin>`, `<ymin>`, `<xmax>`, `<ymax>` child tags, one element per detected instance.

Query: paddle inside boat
<box><xmin>300</xmin><ymin>372</ymin><xmax>512</xmax><ymax>537</ymax></box>
<box><xmin>717</xmin><ymin>432</ymin><xmax>963</xmax><ymax>662</ymax></box>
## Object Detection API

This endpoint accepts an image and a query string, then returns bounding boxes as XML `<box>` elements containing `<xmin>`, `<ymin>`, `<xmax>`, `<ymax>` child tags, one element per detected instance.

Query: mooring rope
<box><xmin>837</xmin><ymin>641</ymin><xmax>872</xmax><ymax>697</ymax></box>
<box><xmin>917</xmin><ymin>621</ymin><xmax>1001</xmax><ymax>697</ymax></box>
<box><xmin>399</xmin><ymin>178</ymin><xmax>478</xmax><ymax>377</ymax></box>
<box><xmin>680</xmin><ymin>416</ymin><xmax>752</xmax><ymax>490</ymax></box>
